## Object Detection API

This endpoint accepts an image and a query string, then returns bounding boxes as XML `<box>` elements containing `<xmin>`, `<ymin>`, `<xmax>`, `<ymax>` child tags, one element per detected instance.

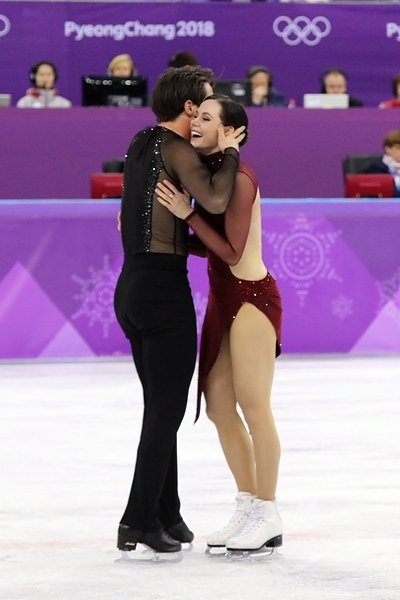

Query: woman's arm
<box><xmin>157</xmin><ymin>169</ymin><xmax>257</xmax><ymax>266</ymax></box>
<box><xmin>161</xmin><ymin>127</ymin><xmax>244</xmax><ymax>214</ymax></box>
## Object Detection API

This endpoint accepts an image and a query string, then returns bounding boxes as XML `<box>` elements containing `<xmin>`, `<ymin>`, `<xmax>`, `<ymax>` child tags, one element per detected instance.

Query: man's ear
<box><xmin>184</xmin><ymin>99</ymin><xmax>195</xmax><ymax>116</ymax></box>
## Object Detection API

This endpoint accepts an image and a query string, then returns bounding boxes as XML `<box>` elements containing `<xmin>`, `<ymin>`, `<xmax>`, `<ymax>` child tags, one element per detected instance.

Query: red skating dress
<box><xmin>185</xmin><ymin>153</ymin><xmax>282</xmax><ymax>421</ymax></box>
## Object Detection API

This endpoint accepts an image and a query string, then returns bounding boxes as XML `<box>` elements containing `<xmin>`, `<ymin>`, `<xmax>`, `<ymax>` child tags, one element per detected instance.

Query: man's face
<box><xmin>250</xmin><ymin>72</ymin><xmax>269</xmax><ymax>94</ymax></box>
<box><xmin>191</xmin><ymin>82</ymin><xmax>213</xmax><ymax>119</ymax></box>
<box><xmin>324</xmin><ymin>73</ymin><xmax>347</xmax><ymax>94</ymax></box>
<box><xmin>203</xmin><ymin>82</ymin><xmax>213</xmax><ymax>101</ymax></box>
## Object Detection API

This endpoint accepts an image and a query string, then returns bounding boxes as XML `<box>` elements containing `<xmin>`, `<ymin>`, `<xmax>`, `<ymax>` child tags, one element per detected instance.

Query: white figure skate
<box><xmin>206</xmin><ymin>492</ymin><xmax>255</xmax><ymax>555</ymax></box>
<box><xmin>225</xmin><ymin>499</ymin><xmax>282</xmax><ymax>560</ymax></box>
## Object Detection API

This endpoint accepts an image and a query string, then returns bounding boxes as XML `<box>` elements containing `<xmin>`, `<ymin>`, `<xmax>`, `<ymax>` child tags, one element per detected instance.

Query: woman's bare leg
<box><xmin>230</xmin><ymin>303</ymin><xmax>280</xmax><ymax>501</ymax></box>
<box><xmin>205</xmin><ymin>332</ymin><xmax>256</xmax><ymax>494</ymax></box>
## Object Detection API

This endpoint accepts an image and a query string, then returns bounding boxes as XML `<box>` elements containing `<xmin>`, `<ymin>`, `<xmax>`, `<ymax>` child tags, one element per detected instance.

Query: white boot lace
<box><xmin>217</xmin><ymin>495</ymin><xmax>253</xmax><ymax>534</ymax></box>
<box><xmin>234</xmin><ymin>502</ymin><xmax>267</xmax><ymax>539</ymax></box>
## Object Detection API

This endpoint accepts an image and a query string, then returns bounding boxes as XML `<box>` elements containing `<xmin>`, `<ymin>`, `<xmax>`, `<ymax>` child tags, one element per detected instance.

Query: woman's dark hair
<box><xmin>205</xmin><ymin>94</ymin><xmax>249</xmax><ymax>146</ymax></box>
<box><xmin>151</xmin><ymin>66</ymin><xmax>213</xmax><ymax>122</ymax></box>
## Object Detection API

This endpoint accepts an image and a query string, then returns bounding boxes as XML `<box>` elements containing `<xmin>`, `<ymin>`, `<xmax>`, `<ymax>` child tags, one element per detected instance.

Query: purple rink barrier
<box><xmin>0</xmin><ymin>199</ymin><xmax>399</xmax><ymax>359</ymax></box>
<box><xmin>2</xmin><ymin>107</ymin><xmax>400</xmax><ymax>199</ymax></box>
<box><xmin>2</xmin><ymin>2</ymin><xmax>400</xmax><ymax>106</ymax></box>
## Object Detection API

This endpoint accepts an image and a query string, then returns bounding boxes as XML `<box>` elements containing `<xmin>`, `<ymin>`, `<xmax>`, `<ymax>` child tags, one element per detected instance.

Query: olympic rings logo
<box><xmin>273</xmin><ymin>16</ymin><xmax>331</xmax><ymax>46</ymax></box>
<box><xmin>0</xmin><ymin>14</ymin><xmax>11</xmax><ymax>38</ymax></box>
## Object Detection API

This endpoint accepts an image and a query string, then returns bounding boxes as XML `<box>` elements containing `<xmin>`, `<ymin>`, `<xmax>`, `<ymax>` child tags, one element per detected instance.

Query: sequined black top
<box><xmin>120</xmin><ymin>126</ymin><xmax>239</xmax><ymax>256</ymax></box>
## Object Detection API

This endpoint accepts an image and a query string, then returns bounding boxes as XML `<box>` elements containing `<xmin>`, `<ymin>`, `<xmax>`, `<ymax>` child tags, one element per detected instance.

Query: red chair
<box><xmin>345</xmin><ymin>174</ymin><xmax>394</xmax><ymax>198</ymax></box>
<box><xmin>90</xmin><ymin>173</ymin><xmax>123</xmax><ymax>199</ymax></box>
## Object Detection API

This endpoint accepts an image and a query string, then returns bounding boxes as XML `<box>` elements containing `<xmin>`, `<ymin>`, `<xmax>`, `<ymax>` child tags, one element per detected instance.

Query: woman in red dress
<box><xmin>156</xmin><ymin>95</ymin><xmax>283</xmax><ymax>554</ymax></box>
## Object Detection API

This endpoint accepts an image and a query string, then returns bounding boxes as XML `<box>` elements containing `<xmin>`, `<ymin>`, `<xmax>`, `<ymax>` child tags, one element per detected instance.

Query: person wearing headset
<box><xmin>168</xmin><ymin>51</ymin><xmax>198</xmax><ymax>69</ymax></box>
<box><xmin>107</xmin><ymin>54</ymin><xmax>137</xmax><ymax>77</ymax></box>
<box><xmin>17</xmin><ymin>61</ymin><xmax>71</xmax><ymax>108</ymax></box>
<box><xmin>320</xmin><ymin>68</ymin><xmax>363</xmax><ymax>107</ymax></box>
<box><xmin>246</xmin><ymin>65</ymin><xmax>287</xmax><ymax>107</ymax></box>
<box><xmin>379</xmin><ymin>73</ymin><xmax>400</xmax><ymax>109</ymax></box>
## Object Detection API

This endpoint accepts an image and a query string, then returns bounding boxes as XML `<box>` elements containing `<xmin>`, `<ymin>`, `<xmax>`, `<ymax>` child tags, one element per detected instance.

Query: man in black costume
<box><xmin>114</xmin><ymin>66</ymin><xmax>244</xmax><ymax>555</ymax></box>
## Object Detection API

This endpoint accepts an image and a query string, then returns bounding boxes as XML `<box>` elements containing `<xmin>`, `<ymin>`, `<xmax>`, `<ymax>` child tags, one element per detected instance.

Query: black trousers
<box><xmin>114</xmin><ymin>254</ymin><xmax>197</xmax><ymax>532</ymax></box>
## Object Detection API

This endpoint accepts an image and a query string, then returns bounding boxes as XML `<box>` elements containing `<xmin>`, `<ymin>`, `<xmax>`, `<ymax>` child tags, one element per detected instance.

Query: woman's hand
<box><xmin>217</xmin><ymin>124</ymin><xmax>246</xmax><ymax>152</ymax></box>
<box><xmin>117</xmin><ymin>211</ymin><xmax>121</xmax><ymax>231</ymax></box>
<box><xmin>156</xmin><ymin>180</ymin><xmax>193</xmax><ymax>220</ymax></box>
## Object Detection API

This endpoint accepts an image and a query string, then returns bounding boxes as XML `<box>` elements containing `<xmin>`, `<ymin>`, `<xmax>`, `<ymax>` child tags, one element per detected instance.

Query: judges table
<box><xmin>0</xmin><ymin>199</ymin><xmax>399</xmax><ymax>359</ymax></box>
<box><xmin>2</xmin><ymin>108</ymin><xmax>400</xmax><ymax>200</ymax></box>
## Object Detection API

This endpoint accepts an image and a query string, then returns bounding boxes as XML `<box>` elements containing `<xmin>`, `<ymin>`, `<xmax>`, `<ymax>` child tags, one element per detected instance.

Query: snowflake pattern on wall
<box><xmin>377</xmin><ymin>267</ymin><xmax>400</xmax><ymax>328</ymax></box>
<box><xmin>193</xmin><ymin>291</ymin><xmax>208</xmax><ymax>327</ymax></box>
<box><xmin>332</xmin><ymin>294</ymin><xmax>353</xmax><ymax>320</ymax></box>
<box><xmin>72</xmin><ymin>255</ymin><xmax>119</xmax><ymax>338</ymax></box>
<box><xmin>264</xmin><ymin>214</ymin><xmax>342</xmax><ymax>306</ymax></box>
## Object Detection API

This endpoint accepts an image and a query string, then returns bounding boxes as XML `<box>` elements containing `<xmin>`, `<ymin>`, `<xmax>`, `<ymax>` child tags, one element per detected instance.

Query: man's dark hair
<box><xmin>206</xmin><ymin>94</ymin><xmax>249</xmax><ymax>146</ymax></box>
<box><xmin>320</xmin><ymin>68</ymin><xmax>348</xmax><ymax>93</ymax></box>
<box><xmin>151</xmin><ymin>66</ymin><xmax>213</xmax><ymax>123</ymax></box>
<box><xmin>246</xmin><ymin>65</ymin><xmax>273</xmax><ymax>90</ymax></box>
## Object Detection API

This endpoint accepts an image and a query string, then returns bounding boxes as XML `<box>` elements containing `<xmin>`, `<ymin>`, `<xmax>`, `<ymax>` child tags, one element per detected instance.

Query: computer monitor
<box><xmin>81</xmin><ymin>75</ymin><xmax>147</xmax><ymax>107</ymax></box>
<box><xmin>213</xmin><ymin>80</ymin><xmax>252</xmax><ymax>106</ymax></box>
<box><xmin>303</xmin><ymin>93</ymin><xmax>349</xmax><ymax>109</ymax></box>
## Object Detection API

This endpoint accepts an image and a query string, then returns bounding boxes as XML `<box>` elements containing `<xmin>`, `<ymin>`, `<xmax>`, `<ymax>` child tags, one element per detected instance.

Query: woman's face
<box><xmin>191</xmin><ymin>98</ymin><xmax>227</xmax><ymax>155</ymax></box>
<box><xmin>35</xmin><ymin>64</ymin><xmax>56</xmax><ymax>89</ymax></box>
<box><xmin>111</xmin><ymin>59</ymin><xmax>133</xmax><ymax>77</ymax></box>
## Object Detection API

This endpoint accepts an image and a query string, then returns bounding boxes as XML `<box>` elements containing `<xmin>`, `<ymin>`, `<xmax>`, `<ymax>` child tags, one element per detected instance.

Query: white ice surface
<box><xmin>1</xmin><ymin>356</ymin><xmax>399</xmax><ymax>600</ymax></box>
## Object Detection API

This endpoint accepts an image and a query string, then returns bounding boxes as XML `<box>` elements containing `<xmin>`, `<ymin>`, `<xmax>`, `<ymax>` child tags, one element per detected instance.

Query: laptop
<box><xmin>213</xmin><ymin>80</ymin><xmax>252</xmax><ymax>106</ymax></box>
<box><xmin>0</xmin><ymin>93</ymin><xmax>11</xmax><ymax>107</ymax></box>
<box><xmin>303</xmin><ymin>93</ymin><xmax>349</xmax><ymax>109</ymax></box>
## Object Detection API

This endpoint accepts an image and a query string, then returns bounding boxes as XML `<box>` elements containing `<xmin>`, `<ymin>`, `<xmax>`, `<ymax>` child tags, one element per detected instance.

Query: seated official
<box><xmin>366</xmin><ymin>130</ymin><xmax>400</xmax><ymax>197</ymax></box>
<box><xmin>320</xmin><ymin>68</ymin><xmax>363</xmax><ymax>108</ymax></box>
<box><xmin>168</xmin><ymin>51</ymin><xmax>198</xmax><ymax>68</ymax></box>
<box><xmin>246</xmin><ymin>65</ymin><xmax>287</xmax><ymax>107</ymax></box>
<box><xmin>17</xmin><ymin>61</ymin><xmax>71</xmax><ymax>108</ymax></box>
<box><xmin>379</xmin><ymin>74</ymin><xmax>400</xmax><ymax>109</ymax></box>
<box><xmin>107</xmin><ymin>54</ymin><xmax>137</xmax><ymax>77</ymax></box>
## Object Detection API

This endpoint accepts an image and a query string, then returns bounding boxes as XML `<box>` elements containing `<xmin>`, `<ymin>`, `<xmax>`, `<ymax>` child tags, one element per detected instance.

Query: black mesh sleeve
<box><xmin>162</xmin><ymin>136</ymin><xmax>239</xmax><ymax>214</ymax></box>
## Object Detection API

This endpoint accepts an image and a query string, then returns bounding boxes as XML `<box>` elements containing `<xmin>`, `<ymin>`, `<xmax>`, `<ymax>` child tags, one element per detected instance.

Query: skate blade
<box><xmin>117</xmin><ymin>546</ymin><xmax>183</xmax><ymax>563</ymax></box>
<box><xmin>205</xmin><ymin>545</ymin><xmax>226</xmax><ymax>558</ymax></box>
<box><xmin>226</xmin><ymin>546</ymin><xmax>281</xmax><ymax>562</ymax></box>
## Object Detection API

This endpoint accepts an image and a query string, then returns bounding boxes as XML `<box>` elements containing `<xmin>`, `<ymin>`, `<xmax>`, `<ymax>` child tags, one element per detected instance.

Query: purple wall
<box><xmin>1</xmin><ymin>199</ymin><xmax>399</xmax><ymax>358</ymax></box>
<box><xmin>1</xmin><ymin>2</ymin><xmax>400</xmax><ymax>107</ymax></box>
<box><xmin>1</xmin><ymin>107</ymin><xmax>400</xmax><ymax>199</ymax></box>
